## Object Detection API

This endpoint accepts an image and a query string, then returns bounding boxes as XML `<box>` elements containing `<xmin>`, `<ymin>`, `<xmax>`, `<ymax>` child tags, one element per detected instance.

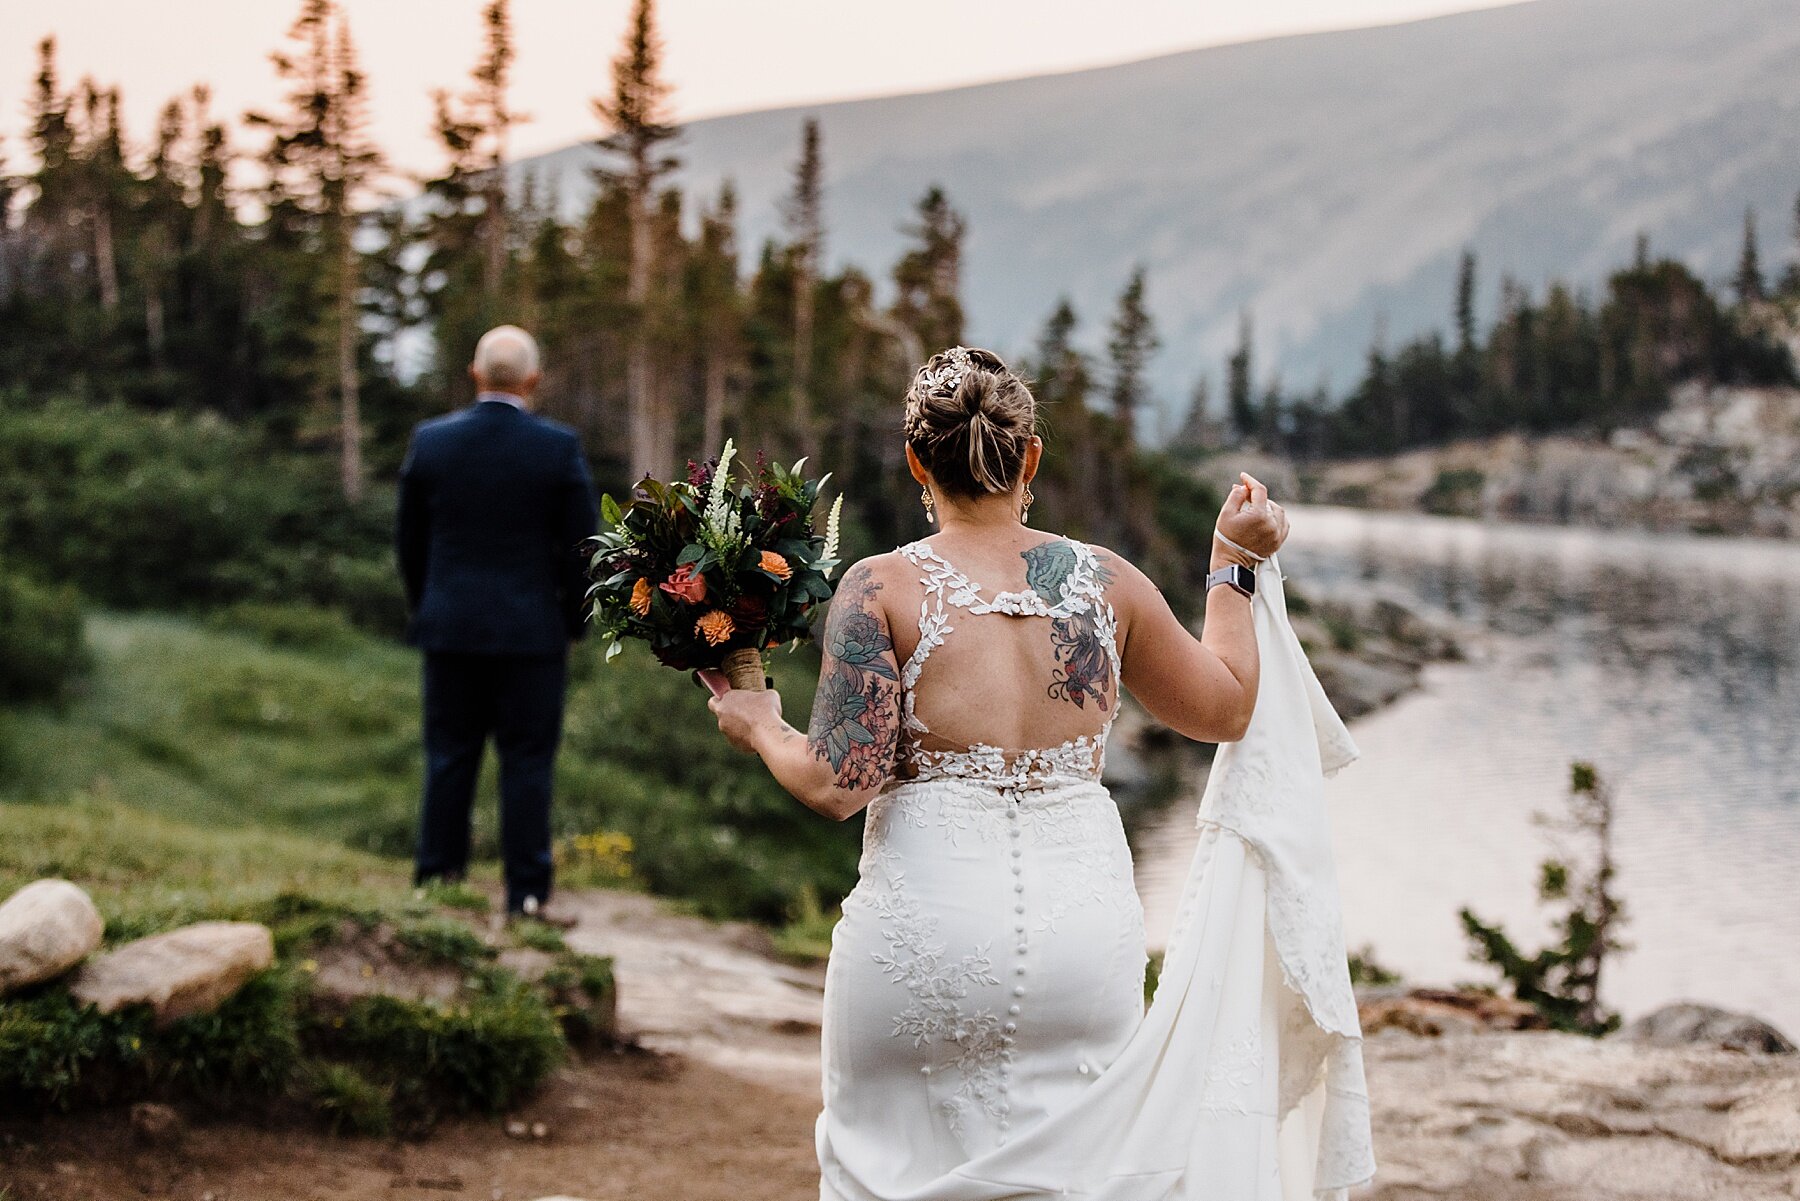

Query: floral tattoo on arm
<box><xmin>808</xmin><ymin>564</ymin><xmax>902</xmax><ymax>790</ymax></box>
<box><xmin>1021</xmin><ymin>541</ymin><xmax>1117</xmax><ymax>711</ymax></box>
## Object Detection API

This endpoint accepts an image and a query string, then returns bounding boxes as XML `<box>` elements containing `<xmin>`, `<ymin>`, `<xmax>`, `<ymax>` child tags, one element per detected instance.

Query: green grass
<box><xmin>0</xmin><ymin>611</ymin><xmax>861</xmax><ymax>922</ymax></box>
<box><xmin>0</xmin><ymin>614</ymin><xmax>423</xmax><ymax>855</ymax></box>
<box><xmin>0</xmin><ymin>794</ymin><xmax>412</xmax><ymax>940</ymax></box>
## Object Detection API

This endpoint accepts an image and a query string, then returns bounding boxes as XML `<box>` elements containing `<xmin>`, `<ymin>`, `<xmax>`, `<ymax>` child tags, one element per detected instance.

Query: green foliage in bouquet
<box><xmin>585</xmin><ymin>441</ymin><xmax>844</xmax><ymax>672</ymax></box>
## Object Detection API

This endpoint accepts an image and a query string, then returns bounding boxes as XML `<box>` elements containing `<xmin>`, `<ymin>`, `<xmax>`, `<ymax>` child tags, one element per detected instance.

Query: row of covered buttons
<box><xmin>999</xmin><ymin>797</ymin><xmax>1026</xmax><ymax>1144</ymax></box>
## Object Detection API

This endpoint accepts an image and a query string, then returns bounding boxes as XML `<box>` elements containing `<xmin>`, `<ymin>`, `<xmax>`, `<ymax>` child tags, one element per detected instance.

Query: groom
<box><xmin>396</xmin><ymin>325</ymin><xmax>599</xmax><ymax>921</ymax></box>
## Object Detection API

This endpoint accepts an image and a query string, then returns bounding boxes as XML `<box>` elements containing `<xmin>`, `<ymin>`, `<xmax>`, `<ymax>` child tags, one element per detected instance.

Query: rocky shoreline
<box><xmin>1297</xmin><ymin>382</ymin><xmax>1800</xmax><ymax>539</ymax></box>
<box><xmin>1362</xmin><ymin>1010</ymin><xmax>1799</xmax><ymax>1199</ymax></box>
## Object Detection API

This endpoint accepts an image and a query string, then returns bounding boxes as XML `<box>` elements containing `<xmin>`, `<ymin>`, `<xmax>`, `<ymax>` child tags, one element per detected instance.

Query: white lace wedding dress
<box><xmin>817</xmin><ymin>539</ymin><xmax>1375</xmax><ymax>1201</ymax></box>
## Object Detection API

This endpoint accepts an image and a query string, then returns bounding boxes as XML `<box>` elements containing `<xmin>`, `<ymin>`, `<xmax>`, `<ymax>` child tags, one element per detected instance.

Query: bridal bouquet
<box><xmin>584</xmin><ymin>441</ymin><xmax>843</xmax><ymax>690</ymax></box>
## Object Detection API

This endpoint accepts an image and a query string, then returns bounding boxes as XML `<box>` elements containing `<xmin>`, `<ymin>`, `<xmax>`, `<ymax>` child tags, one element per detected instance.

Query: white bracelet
<box><xmin>1212</xmin><ymin>529</ymin><xmax>1267</xmax><ymax>563</ymax></box>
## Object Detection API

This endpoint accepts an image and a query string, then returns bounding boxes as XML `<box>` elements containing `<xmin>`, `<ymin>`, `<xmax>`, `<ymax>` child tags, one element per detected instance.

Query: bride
<box><xmin>708</xmin><ymin>346</ymin><xmax>1373</xmax><ymax>1200</ymax></box>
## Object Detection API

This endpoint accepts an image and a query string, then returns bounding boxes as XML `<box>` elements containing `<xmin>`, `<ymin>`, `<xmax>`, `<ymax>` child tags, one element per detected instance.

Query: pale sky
<box><xmin>1</xmin><ymin>0</ymin><xmax>1526</xmax><ymax>181</ymax></box>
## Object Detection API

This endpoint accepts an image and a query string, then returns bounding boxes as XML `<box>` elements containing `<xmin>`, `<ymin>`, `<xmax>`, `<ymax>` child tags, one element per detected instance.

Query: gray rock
<box><xmin>70</xmin><ymin>921</ymin><xmax>273</xmax><ymax>1026</ymax></box>
<box><xmin>1615</xmin><ymin>1002</ymin><xmax>1796</xmax><ymax>1055</ymax></box>
<box><xmin>129</xmin><ymin>1101</ymin><xmax>184</xmax><ymax>1146</ymax></box>
<box><xmin>0</xmin><ymin>878</ymin><xmax>104</xmax><ymax>994</ymax></box>
<box><xmin>1720</xmin><ymin>1078</ymin><xmax>1800</xmax><ymax>1167</ymax></box>
<box><xmin>1363</xmin><ymin>1030</ymin><xmax>1800</xmax><ymax>1200</ymax></box>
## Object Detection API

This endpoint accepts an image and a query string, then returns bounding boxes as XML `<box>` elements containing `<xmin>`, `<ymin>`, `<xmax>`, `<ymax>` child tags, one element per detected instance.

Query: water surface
<box><xmin>1136</xmin><ymin>505</ymin><xmax>1800</xmax><ymax>1034</ymax></box>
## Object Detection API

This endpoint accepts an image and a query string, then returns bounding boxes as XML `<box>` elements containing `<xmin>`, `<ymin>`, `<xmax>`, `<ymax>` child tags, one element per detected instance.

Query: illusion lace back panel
<box><xmin>892</xmin><ymin>537</ymin><xmax>1122</xmax><ymax>788</ymax></box>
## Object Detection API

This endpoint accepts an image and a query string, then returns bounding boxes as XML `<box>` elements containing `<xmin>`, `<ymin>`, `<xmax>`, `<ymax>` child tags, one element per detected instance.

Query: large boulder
<box><xmin>70</xmin><ymin>921</ymin><xmax>273</xmax><ymax>1026</ymax></box>
<box><xmin>1615</xmin><ymin>1002</ymin><xmax>1796</xmax><ymax>1055</ymax></box>
<box><xmin>0</xmin><ymin>878</ymin><xmax>104</xmax><ymax>994</ymax></box>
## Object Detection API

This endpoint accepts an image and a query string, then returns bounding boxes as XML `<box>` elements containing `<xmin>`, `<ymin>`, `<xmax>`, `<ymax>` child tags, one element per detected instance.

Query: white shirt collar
<box><xmin>476</xmin><ymin>391</ymin><xmax>527</xmax><ymax>410</ymax></box>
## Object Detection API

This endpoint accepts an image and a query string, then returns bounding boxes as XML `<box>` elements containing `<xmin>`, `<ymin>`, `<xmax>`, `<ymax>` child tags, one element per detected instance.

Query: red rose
<box><xmin>729</xmin><ymin>593</ymin><xmax>769</xmax><ymax>627</ymax></box>
<box><xmin>659</xmin><ymin>563</ymin><xmax>707</xmax><ymax>605</ymax></box>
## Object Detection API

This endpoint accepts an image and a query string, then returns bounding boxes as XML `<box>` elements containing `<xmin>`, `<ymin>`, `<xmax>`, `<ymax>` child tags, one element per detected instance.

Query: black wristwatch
<box><xmin>1205</xmin><ymin>563</ymin><xmax>1257</xmax><ymax>600</ymax></box>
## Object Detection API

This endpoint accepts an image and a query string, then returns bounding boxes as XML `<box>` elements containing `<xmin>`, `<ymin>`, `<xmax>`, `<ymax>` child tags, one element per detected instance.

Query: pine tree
<box><xmin>891</xmin><ymin>186</ymin><xmax>965</xmax><ymax>353</ymax></box>
<box><xmin>1460</xmin><ymin>762</ymin><xmax>1627</xmax><ymax>1034</ymax></box>
<box><xmin>1733</xmin><ymin>207</ymin><xmax>1764</xmax><ymax>305</ymax></box>
<box><xmin>472</xmin><ymin>0</ymin><xmax>520</xmax><ymax>299</ymax></box>
<box><xmin>1171</xmin><ymin>375</ymin><xmax>1214</xmax><ymax>453</ymax></box>
<box><xmin>422</xmin><ymin>0</ymin><xmax>527</xmax><ymax>396</ymax></box>
<box><xmin>249</xmin><ymin>0</ymin><xmax>385</xmax><ymax>501</ymax></box>
<box><xmin>74</xmin><ymin>82</ymin><xmax>125</xmax><ymax>314</ymax></box>
<box><xmin>1785</xmin><ymin>190</ymin><xmax>1800</xmax><ymax>297</ymax></box>
<box><xmin>1226</xmin><ymin>310</ymin><xmax>1255</xmax><ymax>444</ymax></box>
<box><xmin>139</xmin><ymin>97</ymin><xmax>188</xmax><ymax>372</ymax></box>
<box><xmin>1105</xmin><ymin>266</ymin><xmax>1158</xmax><ymax>445</ymax></box>
<box><xmin>1454</xmin><ymin>249</ymin><xmax>1478</xmax><ymax>355</ymax></box>
<box><xmin>1031</xmin><ymin>298</ymin><xmax>1092</xmax><ymax>408</ymax></box>
<box><xmin>26</xmin><ymin>39</ymin><xmax>77</xmax><ymax>241</ymax></box>
<box><xmin>1452</xmin><ymin>248</ymin><xmax>1483</xmax><ymax>431</ymax></box>
<box><xmin>593</xmin><ymin>0</ymin><xmax>680</xmax><ymax>475</ymax></box>
<box><xmin>1258</xmin><ymin>375</ymin><xmax>1284</xmax><ymax>452</ymax></box>
<box><xmin>692</xmin><ymin>181</ymin><xmax>743</xmax><ymax>454</ymax></box>
<box><xmin>783</xmin><ymin>118</ymin><xmax>824</xmax><ymax>453</ymax></box>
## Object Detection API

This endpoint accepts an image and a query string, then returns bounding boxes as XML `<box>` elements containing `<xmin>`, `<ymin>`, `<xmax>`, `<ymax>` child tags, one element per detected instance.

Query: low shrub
<box><xmin>510</xmin><ymin>919</ymin><xmax>567</xmax><ymax>954</ymax></box>
<box><xmin>0</xmin><ymin>402</ymin><xmax>402</xmax><ymax>633</ymax></box>
<box><xmin>302</xmin><ymin>1061</ymin><xmax>393</xmax><ymax>1137</ymax></box>
<box><xmin>393</xmin><ymin>916</ymin><xmax>496</xmax><ymax>969</ymax></box>
<box><xmin>770</xmin><ymin>885</ymin><xmax>838</xmax><ymax>964</ymax></box>
<box><xmin>0</xmin><ymin>970</ymin><xmax>296</xmax><ymax>1112</ymax></box>
<box><xmin>0</xmin><ymin>565</ymin><xmax>89</xmax><ymax>706</ymax></box>
<box><xmin>315</xmin><ymin>974</ymin><xmax>565</xmax><ymax>1117</ymax></box>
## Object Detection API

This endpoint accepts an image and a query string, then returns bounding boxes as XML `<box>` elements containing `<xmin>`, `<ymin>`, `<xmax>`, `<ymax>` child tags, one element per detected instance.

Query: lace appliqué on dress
<box><xmin>862</xmin><ymin>845</ymin><xmax>1010</xmax><ymax>1134</ymax></box>
<box><xmin>1196</xmin><ymin>1024</ymin><xmax>1268</xmax><ymax>1116</ymax></box>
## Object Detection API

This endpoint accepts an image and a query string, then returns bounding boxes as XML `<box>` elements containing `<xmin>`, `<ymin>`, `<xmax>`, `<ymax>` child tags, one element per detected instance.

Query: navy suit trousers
<box><xmin>415</xmin><ymin>650</ymin><xmax>567</xmax><ymax>911</ymax></box>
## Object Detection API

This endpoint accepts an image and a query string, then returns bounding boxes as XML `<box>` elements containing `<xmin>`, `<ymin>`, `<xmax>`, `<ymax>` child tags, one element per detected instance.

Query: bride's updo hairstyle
<box><xmin>901</xmin><ymin>346</ymin><xmax>1037</xmax><ymax>497</ymax></box>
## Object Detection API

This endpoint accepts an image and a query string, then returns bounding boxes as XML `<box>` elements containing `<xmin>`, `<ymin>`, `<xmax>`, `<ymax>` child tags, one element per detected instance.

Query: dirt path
<box><xmin>1</xmin><ymin>1051</ymin><xmax>820</xmax><ymax>1201</ymax></box>
<box><xmin>558</xmin><ymin>889</ymin><xmax>827</xmax><ymax>1097</ymax></box>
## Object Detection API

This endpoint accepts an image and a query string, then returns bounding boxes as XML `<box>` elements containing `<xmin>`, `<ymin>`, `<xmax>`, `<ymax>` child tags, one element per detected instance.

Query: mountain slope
<box><xmin>516</xmin><ymin>0</ymin><xmax>1800</xmax><ymax>421</ymax></box>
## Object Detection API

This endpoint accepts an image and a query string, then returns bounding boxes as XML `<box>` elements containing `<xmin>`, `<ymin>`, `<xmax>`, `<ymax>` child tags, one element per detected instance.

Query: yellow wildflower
<box><xmin>696</xmin><ymin>610</ymin><xmax>736</xmax><ymax>646</ymax></box>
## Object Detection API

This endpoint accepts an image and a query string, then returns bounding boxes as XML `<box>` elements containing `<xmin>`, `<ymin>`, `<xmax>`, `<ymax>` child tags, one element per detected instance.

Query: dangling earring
<box><xmin>1020</xmin><ymin>485</ymin><xmax>1035</xmax><ymax>525</ymax></box>
<box><xmin>921</xmin><ymin>487</ymin><xmax>936</xmax><ymax>524</ymax></box>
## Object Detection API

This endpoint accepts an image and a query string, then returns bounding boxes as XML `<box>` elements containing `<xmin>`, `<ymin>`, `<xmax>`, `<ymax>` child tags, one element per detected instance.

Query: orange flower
<box><xmin>759</xmin><ymin>550</ymin><xmax>792</xmax><ymax>581</ymax></box>
<box><xmin>629</xmin><ymin>577</ymin><xmax>654</xmax><ymax>616</ymax></box>
<box><xmin>696</xmin><ymin>610</ymin><xmax>735</xmax><ymax>646</ymax></box>
<box><xmin>659</xmin><ymin>562</ymin><xmax>707</xmax><ymax>605</ymax></box>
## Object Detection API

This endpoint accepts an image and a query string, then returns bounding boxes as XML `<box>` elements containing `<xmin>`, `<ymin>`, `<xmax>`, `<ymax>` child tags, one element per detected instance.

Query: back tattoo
<box><xmin>1020</xmin><ymin>541</ymin><xmax>1116</xmax><ymax>711</ymax></box>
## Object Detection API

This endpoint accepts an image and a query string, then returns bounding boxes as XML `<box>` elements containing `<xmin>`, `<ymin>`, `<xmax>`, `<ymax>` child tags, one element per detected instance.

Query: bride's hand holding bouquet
<box><xmin>584</xmin><ymin>440</ymin><xmax>843</xmax><ymax>694</ymax></box>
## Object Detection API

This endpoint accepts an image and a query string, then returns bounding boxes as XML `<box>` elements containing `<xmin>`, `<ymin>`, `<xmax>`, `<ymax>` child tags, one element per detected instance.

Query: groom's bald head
<box><xmin>471</xmin><ymin>325</ymin><xmax>541</xmax><ymax>398</ymax></box>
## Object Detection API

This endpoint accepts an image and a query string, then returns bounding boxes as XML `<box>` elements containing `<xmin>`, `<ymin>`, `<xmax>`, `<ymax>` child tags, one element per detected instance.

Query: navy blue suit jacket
<box><xmin>396</xmin><ymin>399</ymin><xmax>600</xmax><ymax>656</ymax></box>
